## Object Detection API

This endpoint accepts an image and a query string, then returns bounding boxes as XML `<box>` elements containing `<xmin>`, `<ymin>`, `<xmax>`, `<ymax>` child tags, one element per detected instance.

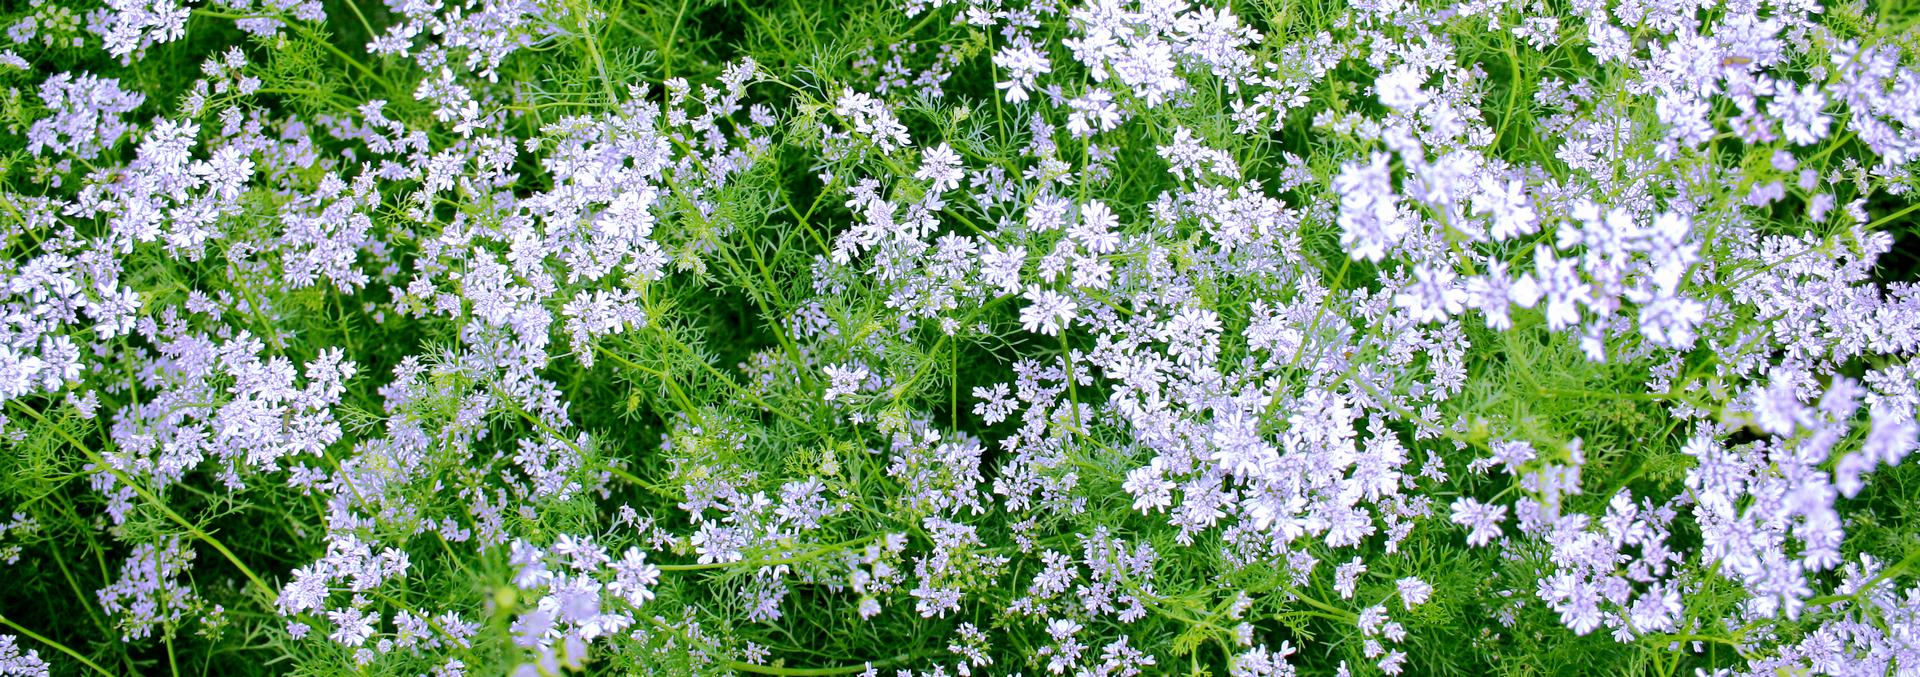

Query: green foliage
<box><xmin>0</xmin><ymin>0</ymin><xmax>1916</xmax><ymax>675</ymax></box>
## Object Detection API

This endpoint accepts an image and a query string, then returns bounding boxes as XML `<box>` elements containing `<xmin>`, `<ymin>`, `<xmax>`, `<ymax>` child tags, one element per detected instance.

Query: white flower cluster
<box><xmin>0</xmin><ymin>0</ymin><xmax>1917</xmax><ymax>674</ymax></box>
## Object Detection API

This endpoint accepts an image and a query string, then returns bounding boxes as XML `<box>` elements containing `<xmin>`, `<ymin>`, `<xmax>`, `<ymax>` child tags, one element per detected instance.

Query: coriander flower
<box><xmin>1020</xmin><ymin>286</ymin><xmax>1079</xmax><ymax>336</ymax></box>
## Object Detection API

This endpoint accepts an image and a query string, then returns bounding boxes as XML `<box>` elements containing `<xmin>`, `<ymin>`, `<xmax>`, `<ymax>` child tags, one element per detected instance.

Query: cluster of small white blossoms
<box><xmin>815</xmin><ymin>0</ymin><xmax>1920</xmax><ymax>673</ymax></box>
<box><xmin>3</xmin><ymin>0</ymin><xmax>780</xmax><ymax>669</ymax></box>
<box><xmin>0</xmin><ymin>0</ymin><xmax>1917</xmax><ymax>674</ymax></box>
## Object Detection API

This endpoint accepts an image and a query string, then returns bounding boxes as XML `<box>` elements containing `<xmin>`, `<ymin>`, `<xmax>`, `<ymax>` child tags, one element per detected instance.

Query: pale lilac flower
<box><xmin>1020</xmin><ymin>286</ymin><xmax>1079</xmax><ymax>336</ymax></box>
<box><xmin>993</xmin><ymin>41</ymin><xmax>1051</xmax><ymax>104</ymax></box>
<box><xmin>1450</xmin><ymin>498</ymin><xmax>1506</xmax><ymax>547</ymax></box>
<box><xmin>1375</xmin><ymin>65</ymin><xmax>1429</xmax><ymax>111</ymax></box>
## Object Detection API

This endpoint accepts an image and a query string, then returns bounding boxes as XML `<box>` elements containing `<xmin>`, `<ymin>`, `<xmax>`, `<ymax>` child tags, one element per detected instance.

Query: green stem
<box><xmin>9</xmin><ymin>403</ymin><xmax>277</xmax><ymax>600</ymax></box>
<box><xmin>1806</xmin><ymin>546</ymin><xmax>1920</xmax><ymax>607</ymax></box>
<box><xmin>593</xmin><ymin>344</ymin><xmax>706</xmax><ymax>426</ymax></box>
<box><xmin>1866</xmin><ymin>200</ymin><xmax>1920</xmax><ymax>231</ymax></box>
<box><xmin>662</xmin><ymin>0</ymin><xmax>690</xmax><ymax>80</ymax></box>
<box><xmin>575</xmin><ymin>0</ymin><xmax>622</xmax><ymax>107</ymax></box>
<box><xmin>1284</xmin><ymin>588</ymin><xmax>1359</xmax><ymax>623</ymax></box>
<box><xmin>0</xmin><ymin>614</ymin><xmax>116</xmax><ymax>677</ymax></box>
<box><xmin>723</xmin><ymin>661</ymin><xmax>895</xmax><ymax>677</ymax></box>
<box><xmin>648</xmin><ymin>327</ymin><xmax>828</xmax><ymax>437</ymax></box>
<box><xmin>655</xmin><ymin>535</ymin><xmax>879</xmax><ymax>572</ymax></box>
<box><xmin>634</xmin><ymin>614</ymin><xmax>911</xmax><ymax>675</ymax></box>
<box><xmin>1060</xmin><ymin>330</ymin><xmax>1083</xmax><ymax>434</ymax></box>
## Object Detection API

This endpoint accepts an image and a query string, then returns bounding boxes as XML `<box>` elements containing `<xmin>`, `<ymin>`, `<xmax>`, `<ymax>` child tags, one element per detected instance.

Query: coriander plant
<box><xmin>0</xmin><ymin>0</ymin><xmax>1917</xmax><ymax>675</ymax></box>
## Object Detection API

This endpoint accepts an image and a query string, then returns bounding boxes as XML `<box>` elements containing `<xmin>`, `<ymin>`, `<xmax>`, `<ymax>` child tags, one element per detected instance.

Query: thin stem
<box><xmin>647</xmin><ymin>327</ymin><xmax>828</xmax><ymax>438</ymax></box>
<box><xmin>633</xmin><ymin>614</ymin><xmax>913</xmax><ymax>675</ymax></box>
<box><xmin>0</xmin><ymin>614</ymin><xmax>116</xmax><ymax>677</ymax></box>
<box><xmin>662</xmin><ymin>0</ymin><xmax>690</xmax><ymax>80</ymax></box>
<box><xmin>724</xmin><ymin>661</ymin><xmax>893</xmax><ymax>677</ymax></box>
<box><xmin>9</xmin><ymin>403</ymin><xmax>277</xmax><ymax>599</ymax></box>
<box><xmin>655</xmin><ymin>535</ymin><xmax>879</xmax><ymax>572</ymax></box>
<box><xmin>1866</xmin><ymin>200</ymin><xmax>1920</xmax><ymax>231</ymax></box>
<box><xmin>575</xmin><ymin>0</ymin><xmax>622</xmax><ymax>107</ymax></box>
<box><xmin>1060</xmin><ymin>330</ymin><xmax>1083</xmax><ymax>435</ymax></box>
<box><xmin>593</xmin><ymin>344</ymin><xmax>707</xmax><ymax>425</ymax></box>
<box><xmin>1806</xmin><ymin>546</ymin><xmax>1920</xmax><ymax>607</ymax></box>
<box><xmin>1284</xmin><ymin>588</ymin><xmax>1359</xmax><ymax>623</ymax></box>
